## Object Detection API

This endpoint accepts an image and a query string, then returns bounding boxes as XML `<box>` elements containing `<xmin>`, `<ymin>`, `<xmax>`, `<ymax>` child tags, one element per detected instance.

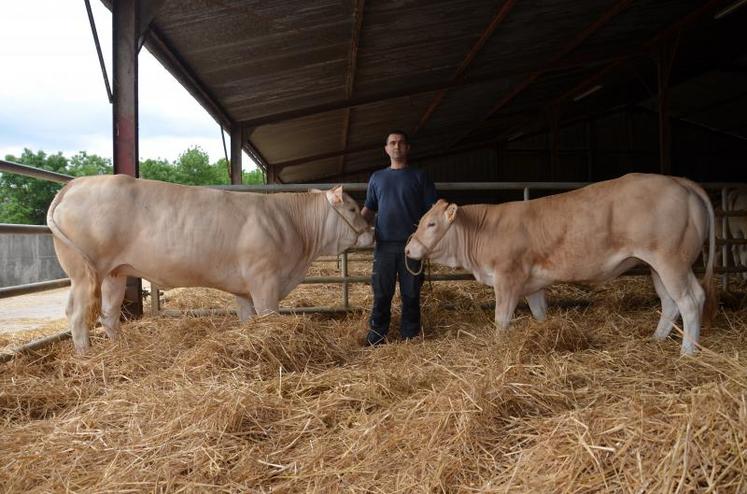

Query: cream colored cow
<box><xmin>47</xmin><ymin>175</ymin><xmax>373</xmax><ymax>353</ymax></box>
<box><xmin>405</xmin><ymin>173</ymin><xmax>716</xmax><ymax>355</ymax></box>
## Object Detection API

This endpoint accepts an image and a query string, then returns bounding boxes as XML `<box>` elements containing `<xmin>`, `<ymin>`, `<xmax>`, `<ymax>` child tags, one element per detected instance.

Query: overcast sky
<box><xmin>0</xmin><ymin>1</ymin><xmax>256</xmax><ymax>169</ymax></box>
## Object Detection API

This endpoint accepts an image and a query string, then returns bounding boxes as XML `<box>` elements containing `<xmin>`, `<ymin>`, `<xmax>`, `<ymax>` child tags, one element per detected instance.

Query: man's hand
<box><xmin>361</xmin><ymin>206</ymin><xmax>375</xmax><ymax>225</ymax></box>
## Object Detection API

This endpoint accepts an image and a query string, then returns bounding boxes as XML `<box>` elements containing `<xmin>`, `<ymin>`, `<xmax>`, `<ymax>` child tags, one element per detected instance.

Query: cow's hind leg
<box><xmin>526</xmin><ymin>290</ymin><xmax>548</xmax><ymax>321</ymax></box>
<box><xmin>54</xmin><ymin>239</ymin><xmax>100</xmax><ymax>353</ymax></box>
<box><xmin>236</xmin><ymin>295</ymin><xmax>257</xmax><ymax>321</ymax></box>
<box><xmin>654</xmin><ymin>266</ymin><xmax>705</xmax><ymax>355</ymax></box>
<box><xmin>651</xmin><ymin>269</ymin><xmax>680</xmax><ymax>340</ymax></box>
<box><xmin>65</xmin><ymin>289</ymin><xmax>74</xmax><ymax>319</ymax></box>
<box><xmin>100</xmin><ymin>274</ymin><xmax>126</xmax><ymax>340</ymax></box>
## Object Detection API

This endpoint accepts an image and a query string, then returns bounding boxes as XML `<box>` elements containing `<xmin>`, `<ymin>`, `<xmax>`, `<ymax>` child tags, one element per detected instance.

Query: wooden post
<box><xmin>722</xmin><ymin>188</ymin><xmax>729</xmax><ymax>290</ymax></box>
<box><xmin>150</xmin><ymin>283</ymin><xmax>161</xmax><ymax>315</ymax></box>
<box><xmin>230</xmin><ymin>124</ymin><xmax>243</xmax><ymax>185</ymax></box>
<box><xmin>550</xmin><ymin>106</ymin><xmax>560</xmax><ymax>180</ymax></box>
<box><xmin>113</xmin><ymin>0</ymin><xmax>142</xmax><ymax>318</ymax></box>
<box><xmin>657</xmin><ymin>40</ymin><xmax>677</xmax><ymax>175</ymax></box>
<box><xmin>341</xmin><ymin>251</ymin><xmax>349</xmax><ymax>309</ymax></box>
<box><xmin>586</xmin><ymin>120</ymin><xmax>594</xmax><ymax>181</ymax></box>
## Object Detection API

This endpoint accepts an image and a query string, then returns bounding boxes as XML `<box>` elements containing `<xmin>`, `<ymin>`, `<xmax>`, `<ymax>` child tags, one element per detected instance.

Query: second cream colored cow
<box><xmin>405</xmin><ymin>173</ymin><xmax>716</xmax><ymax>355</ymax></box>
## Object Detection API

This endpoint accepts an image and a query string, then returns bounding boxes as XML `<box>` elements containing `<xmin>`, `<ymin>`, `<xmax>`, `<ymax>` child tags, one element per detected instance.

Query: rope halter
<box><xmin>328</xmin><ymin>199</ymin><xmax>369</xmax><ymax>243</ymax></box>
<box><xmin>404</xmin><ymin>218</ymin><xmax>455</xmax><ymax>276</ymax></box>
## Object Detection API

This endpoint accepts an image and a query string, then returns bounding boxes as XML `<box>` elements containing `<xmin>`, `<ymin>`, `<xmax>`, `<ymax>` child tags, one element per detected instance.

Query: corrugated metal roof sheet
<box><xmin>106</xmin><ymin>0</ymin><xmax>747</xmax><ymax>182</ymax></box>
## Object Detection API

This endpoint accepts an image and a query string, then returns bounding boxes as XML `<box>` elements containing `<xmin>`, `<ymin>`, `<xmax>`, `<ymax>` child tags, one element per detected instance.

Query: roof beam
<box><xmin>303</xmin><ymin>98</ymin><xmax>674</xmax><ymax>182</ymax></box>
<box><xmin>146</xmin><ymin>26</ymin><xmax>271</xmax><ymax>172</ymax></box>
<box><xmin>100</xmin><ymin>1</ymin><xmax>270</xmax><ymax>171</ymax></box>
<box><xmin>338</xmin><ymin>0</ymin><xmax>366</xmax><ymax>178</ymax></box>
<box><xmin>273</xmin><ymin>143</ymin><xmax>382</xmax><ymax>171</ymax></box>
<box><xmin>269</xmin><ymin>107</ymin><xmax>545</xmax><ymax>171</ymax></box>
<box><xmin>552</xmin><ymin>0</ymin><xmax>727</xmax><ymax>125</ymax></box>
<box><xmin>236</xmin><ymin>54</ymin><xmax>627</xmax><ymax>130</ymax></box>
<box><xmin>446</xmin><ymin>0</ymin><xmax>635</xmax><ymax>149</ymax></box>
<box><xmin>142</xmin><ymin>26</ymin><xmax>233</xmax><ymax>129</ymax></box>
<box><xmin>495</xmin><ymin>0</ymin><xmax>731</xmax><ymax>152</ymax></box>
<box><xmin>555</xmin><ymin>59</ymin><xmax>628</xmax><ymax>106</ymax></box>
<box><xmin>414</xmin><ymin>0</ymin><xmax>517</xmax><ymax>134</ymax></box>
<box><xmin>305</xmin><ymin>140</ymin><xmax>504</xmax><ymax>183</ymax></box>
<box><xmin>238</xmin><ymin>76</ymin><xmax>499</xmax><ymax>129</ymax></box>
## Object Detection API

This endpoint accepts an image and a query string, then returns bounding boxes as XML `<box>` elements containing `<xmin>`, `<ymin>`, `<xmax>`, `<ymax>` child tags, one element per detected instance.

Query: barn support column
<box><xmin>267</xmin><ymin>164</ymin><xmax>279</xmax><ymax>184</ymax></box>
<box><xmin>657</xmin><ymin>39</ymin><xmax>677</xmax><ymax>175</ymax></box>
<box><xmin>549</xmin><ymin>106</ymin><xmax>560</xmax><ymax>180</ymax></box>
<box><xmin>230</xmin><ymin>125</ymin><xmax>243</xmax><ymax>185</ymax></box>
<box><xmin>113</xmin><ymin>0</ymin><xmax>142</xmax><ymax>318</ymax></box>
<box><xmin>586</xmin><ymin>120</ymin><xmax>594</xmax><ymax>181</ymax></box>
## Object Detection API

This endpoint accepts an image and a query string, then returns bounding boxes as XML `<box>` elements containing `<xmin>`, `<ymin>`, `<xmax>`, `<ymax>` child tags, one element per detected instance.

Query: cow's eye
<box><xmin>349</xmin><ymin>207</ymin><xmax>355</xmax><ymax>213</ymax></box>
<box><xmin>427</xmin><ymin>222</ymin><xmax>436</xmax><ymax>228</ymax></box>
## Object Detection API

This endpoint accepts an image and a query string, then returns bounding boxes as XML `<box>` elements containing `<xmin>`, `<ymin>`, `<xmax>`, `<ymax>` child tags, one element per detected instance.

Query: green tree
<box><xmin>243</xmin><ymin>168</ymin><xmax>266</xmax><ymax>184</ymax></box>
<box><xmin>175</xmin><ymin>146</ymin><xmax>227</xmax><ymax>185</ymax></box>
<box><xmin>68</xmin><ymin>151</ymin><xmax>112</xmax><ymax>177</ymax></box>
<box><xmin>0</xmin><ymin>147</ymin><xmax>266</xmax><ymax>225</ymax></box>
<box><xmin>214</xmin><ymin>157</ymin><xmax>266</xmax><ymax>185</ymax></box>
<box><xmin>0</xmin><ymin>149</ymin><xmax>67</xmax><ymax>225</ymax></box>
<box><xmin>141</xmin><ymin>158</ymin><xmax>178</xmax><ymax>183</ymax></box>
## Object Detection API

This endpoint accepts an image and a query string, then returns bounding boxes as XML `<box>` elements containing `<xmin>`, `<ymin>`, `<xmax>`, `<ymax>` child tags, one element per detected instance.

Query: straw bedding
<box><xmin>1</xmin><ymin>257</ymin><xmax>746</xmax><ymax>492</ymax></box>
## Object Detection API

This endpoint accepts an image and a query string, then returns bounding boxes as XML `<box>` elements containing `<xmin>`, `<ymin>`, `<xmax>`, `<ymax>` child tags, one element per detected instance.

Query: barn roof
<box><xmin>102</xmin><ymin>0</ymin><xmax>747</xmax><ymax>183</ymax></box>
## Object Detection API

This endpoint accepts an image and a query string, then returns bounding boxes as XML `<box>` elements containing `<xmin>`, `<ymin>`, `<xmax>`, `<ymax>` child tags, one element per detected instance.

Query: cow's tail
<box><xmin>47</xmin><ymin>181</ymin><xmax>101</xmax><ymax>328</ymax></box>
<box><xmin>676</xmin><ymin>178</ymin><xmax>718</xmax><ymax>329</ymax></box>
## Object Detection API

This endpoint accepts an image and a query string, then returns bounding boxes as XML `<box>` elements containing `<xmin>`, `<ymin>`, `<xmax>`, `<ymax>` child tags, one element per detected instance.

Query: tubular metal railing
<box><xmin>1</xmin><ymin>158</ymin><xmax>746</xmax><ymax>316</ymax></box>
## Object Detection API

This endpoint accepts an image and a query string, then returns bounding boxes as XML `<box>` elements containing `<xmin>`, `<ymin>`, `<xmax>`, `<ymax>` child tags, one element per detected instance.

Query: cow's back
<box><xmin>48</xmin><ymin>175</ymin><xmax>301</xmax><ymax>290</ymax></box>
<box><xmin>469</xmin><ymin>174</ymin><xmax>711</xmax><ymax>282</ymax></box>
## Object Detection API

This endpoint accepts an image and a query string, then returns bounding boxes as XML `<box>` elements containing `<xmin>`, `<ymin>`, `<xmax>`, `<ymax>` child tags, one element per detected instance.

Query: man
<box><xmin>361</xmin><ymin>130</ymin><xmax>438</xmax><ymax>345</ymax></box>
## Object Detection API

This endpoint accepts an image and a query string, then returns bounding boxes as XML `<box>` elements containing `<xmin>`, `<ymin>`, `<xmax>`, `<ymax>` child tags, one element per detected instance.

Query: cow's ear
<box><xmin>445</xmin><ymin>203</ymin><xmax>458</xmax><ymax>223</ymax></box>
<box><xmin>326</xmin><ymin>185</ymin><xmax>344</xmax><ymax>206</ymax></box>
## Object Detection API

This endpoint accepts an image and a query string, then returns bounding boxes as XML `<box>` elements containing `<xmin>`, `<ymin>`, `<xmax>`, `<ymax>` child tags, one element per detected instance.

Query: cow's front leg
<box><xmin>250</xmin><ymin>282</ymin><xmax>280</xmax><ymax>316</ymax></box>
<box><xmin>493</xmin><ymin>276</ymin><xmax>520</xmax><ymax>330</ymax></box>
<box><xmin>526</xmin><ymin>289</ymin><xmax>548</xmax><ymax>321</ymax></box>
<box><xmin>235</xmin><ymin>295</ymin><xmax>257</xmax><ymax>321</ymax></box>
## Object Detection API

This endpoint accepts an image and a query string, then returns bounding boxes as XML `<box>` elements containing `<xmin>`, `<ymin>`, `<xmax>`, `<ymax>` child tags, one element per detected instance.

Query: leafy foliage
<box><xmin>1</xmin><ymin>146</ymin><xmax>266</xmax><ymax>225</ymax></box>
<box><xmin>1</xmin><ymin>150</ymin><xmax>69</xmax><ymax>225</ymax></box>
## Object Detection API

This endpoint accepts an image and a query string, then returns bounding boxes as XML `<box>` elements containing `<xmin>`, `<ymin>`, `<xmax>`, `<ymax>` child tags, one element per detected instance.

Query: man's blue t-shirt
<box><xmin>364</xmin><ymin>166</ymin><xmax>438</xmax><ymax>243</ymax></box>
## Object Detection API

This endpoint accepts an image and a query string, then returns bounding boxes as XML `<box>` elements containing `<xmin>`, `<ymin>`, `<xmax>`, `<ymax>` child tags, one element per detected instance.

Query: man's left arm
<box><xmin>423</xmin><ymin>172</ymin><xmax>438</xmax><ymax>209</ymax></box>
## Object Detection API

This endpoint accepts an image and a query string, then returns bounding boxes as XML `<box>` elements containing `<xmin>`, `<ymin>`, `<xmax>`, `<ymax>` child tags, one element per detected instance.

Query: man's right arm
<box><xmin>361</xmin><ymin>207</ymin><xmax>375</xmax><ymax>225</ymax></box>
<box><xmin>363</xmin><ymin>173</ymin><xmax>378</xmax><ymax>225</ymax></box>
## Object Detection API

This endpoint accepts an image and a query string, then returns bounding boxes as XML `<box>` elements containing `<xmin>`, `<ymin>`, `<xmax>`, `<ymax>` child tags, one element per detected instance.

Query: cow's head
<box><xmin>405</xmin><ymin>199</ymin><xmax>457</xmax><ymax>260</ymax></box>
<box><xmin>325</xmin><ymin>185</ymin><xmax>374</xmax><ymax>250</ymax></box>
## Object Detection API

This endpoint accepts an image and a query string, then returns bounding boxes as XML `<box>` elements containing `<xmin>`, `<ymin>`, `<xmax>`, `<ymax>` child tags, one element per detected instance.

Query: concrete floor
<box><xmin>0</xmin><ymin>280</ymin><xmax>156</xmax><ymax>335</ymax></box>
<box><xmin>0</xmin><ymin>287</ymin><xmax>68</xmax><ymax>334</ymax></box>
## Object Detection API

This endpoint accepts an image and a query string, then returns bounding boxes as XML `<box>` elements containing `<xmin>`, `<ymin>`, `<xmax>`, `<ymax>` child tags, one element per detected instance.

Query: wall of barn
<box><xmin>413</xmin><ymin>106</ymin><xmax>746</xmax><ymax>205</ymax></box>
<box><xmin>0</xmin><ymin>234</ymin><xmax>65</xmax><ymax>288</ymax></box>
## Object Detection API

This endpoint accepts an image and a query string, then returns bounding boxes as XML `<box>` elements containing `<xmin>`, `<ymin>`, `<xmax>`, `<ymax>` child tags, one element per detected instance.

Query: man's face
<box><xmin>385</xmin><ymin>133</ymin><xmax>409</xmax><ymax>161</ymax></box>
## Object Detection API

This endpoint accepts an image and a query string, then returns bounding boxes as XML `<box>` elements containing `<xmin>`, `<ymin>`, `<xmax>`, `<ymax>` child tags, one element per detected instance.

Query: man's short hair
<box><xmin>385</xmin><ymin>130</ymin><xmax>409</xmax><ymax>144</ymax></box>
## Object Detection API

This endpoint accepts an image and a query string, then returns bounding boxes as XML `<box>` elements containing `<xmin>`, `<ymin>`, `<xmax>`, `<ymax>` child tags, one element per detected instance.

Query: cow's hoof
<box><xmin>680</xmin><ymin>346</ymin><xmax>698</xmax><ymax>357</ymax></box>
<box><xmin>74</xmin><ymin>345</ymin><xmax>90</xmax><ymax>355</ymax></box>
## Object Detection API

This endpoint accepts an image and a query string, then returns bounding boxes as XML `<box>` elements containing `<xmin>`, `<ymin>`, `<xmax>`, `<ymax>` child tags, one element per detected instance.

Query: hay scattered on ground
<box><xmin>2</xmin><ymin>256</ymin><xmax>747</xmax><ymax>492</ymax></box>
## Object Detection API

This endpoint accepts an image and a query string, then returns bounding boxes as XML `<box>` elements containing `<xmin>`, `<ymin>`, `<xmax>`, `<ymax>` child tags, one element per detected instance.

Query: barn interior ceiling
<box><xmin>101</xmin><ymin>0</ymin><xmax>747</xmax><ymax>183</ymax></box>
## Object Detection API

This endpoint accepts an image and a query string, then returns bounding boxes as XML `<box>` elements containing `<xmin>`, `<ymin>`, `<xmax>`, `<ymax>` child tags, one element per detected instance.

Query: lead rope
<box><xmin>404</xmin><ymin>232</ymin><xmax>426</xmax><ymax>276</ymax></box>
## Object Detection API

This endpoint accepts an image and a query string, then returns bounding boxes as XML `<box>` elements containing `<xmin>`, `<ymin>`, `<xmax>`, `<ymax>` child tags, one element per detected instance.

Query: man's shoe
<box><xmin>400</xmin><ymin>330</ymin><xmax>421</xmax><ymax>341</ymax></box>
<box><xmin>366</xmin><ymin>329</ymin><xmax>387</xmax><ymax>346</ymax></box>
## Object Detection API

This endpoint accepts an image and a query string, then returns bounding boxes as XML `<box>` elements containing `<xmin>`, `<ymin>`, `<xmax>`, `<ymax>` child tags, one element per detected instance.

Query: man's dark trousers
<box><xmin>369</xmin><ymin>241</ymin><xmax>424</xmax><ymax>341</ymax></box>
